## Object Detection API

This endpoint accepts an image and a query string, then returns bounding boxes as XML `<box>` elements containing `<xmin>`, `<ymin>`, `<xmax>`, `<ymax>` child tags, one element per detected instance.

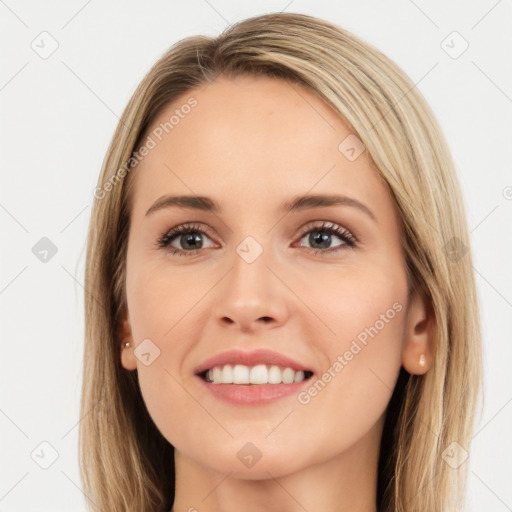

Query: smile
<box><xmin>195</xmin><ymin>349</ymin><xmax>314</xmax><ymax>405</ymax></box>
<box><xmin>202</xmin><ymin>364</ymin><xmax>313</xmax><ymax>384</ymax></box>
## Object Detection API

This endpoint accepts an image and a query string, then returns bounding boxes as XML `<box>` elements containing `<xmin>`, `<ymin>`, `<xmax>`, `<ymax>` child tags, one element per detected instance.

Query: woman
<box><xmin>80</xmin><ymin>12</ymin><xmax>482</xmax><ymax>512</ymax></box>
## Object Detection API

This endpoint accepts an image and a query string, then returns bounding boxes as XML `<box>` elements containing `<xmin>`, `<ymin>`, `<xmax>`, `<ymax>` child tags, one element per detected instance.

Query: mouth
<box><xmin>194</xmin><ymin>349</ymin><xmax>315</xmax><ymax>405</ymax></box>
<box><xmin>199</xmin><ymin>364</ymin><xmax>314</xmax><ymax>385</ymax></box>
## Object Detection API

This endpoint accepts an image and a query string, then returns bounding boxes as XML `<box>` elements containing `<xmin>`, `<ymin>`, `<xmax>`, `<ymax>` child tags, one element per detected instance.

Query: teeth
<box><xmin>221</xmin><ymin>365</ymin><xmax>233</xmax><ymax>383</ymax></box>
<box><xmin>213</xmin><ymin>366</ymin><xmax>222</xmax><ymax>382</ymax></box>
<box><xmin>268</xmin><ymin>365</ymin><xmax>282</xmax><ymax>384</ymax></box>
<box><xmin>249</xmin><ymin>364</ymin><xmax>268</xmax><ymax>384</ymax></box>
<box><xmin>294</xmin><ymin>370</ymin><xmax>305</xmax><ymax>383</ymax></box>
<box><xmin>282</xmin><ymin>367</ymin><xmax>295</xmax><ymax>384</ymax></box>
<box><xmin>233</xmin><ymin>364</ymin><xmax>250</xmax><ymax>384</ymax></box>
<box><xmin>205</xmin><ymin>364</ymin><xmax>309</xmax><ymax>385</ymax></box>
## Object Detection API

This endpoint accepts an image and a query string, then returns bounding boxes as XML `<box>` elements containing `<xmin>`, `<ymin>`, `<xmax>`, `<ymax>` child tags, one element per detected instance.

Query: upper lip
<box><xmin>194</xmin><ymin>349</ymin><xmax>313</xmax><ymax>375</ymax></box>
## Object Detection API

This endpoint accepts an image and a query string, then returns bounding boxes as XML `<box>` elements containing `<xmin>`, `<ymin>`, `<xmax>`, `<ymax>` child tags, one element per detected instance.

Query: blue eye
<box><xmin>156</xmin><ymin>221</ymin><xmax>357</xmax><ymax>257</ymax></box>
<box><xmin>156</xmin><ymin>223</ymin><xmax>215</xmax><ymax>256</ymax></box>
<box><xmin>297</xmin><ymin>222</ymin><xmax>356</xmax><ymax>254</ymax></box>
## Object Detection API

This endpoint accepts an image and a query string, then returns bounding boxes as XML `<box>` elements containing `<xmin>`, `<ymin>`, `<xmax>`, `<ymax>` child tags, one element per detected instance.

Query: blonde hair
<box><xmin>80</xmin><ymin>12</ymin><xmax>482</xmax><ymax>512</ymax></box>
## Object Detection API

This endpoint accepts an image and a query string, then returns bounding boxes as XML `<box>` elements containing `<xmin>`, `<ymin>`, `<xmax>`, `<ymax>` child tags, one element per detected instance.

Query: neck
<box><xmin>170</xmin><ymin>416</ymin><xmax>383</xmax><ymax>512</ymax></box>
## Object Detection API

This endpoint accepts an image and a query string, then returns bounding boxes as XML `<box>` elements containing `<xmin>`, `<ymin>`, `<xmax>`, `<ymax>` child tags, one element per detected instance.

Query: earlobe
<box><xmin>401</xmin><ymin>289</ymin><xmax>435</xmax><ymax>375</ymax></box>
<box><xmin>118</xmin><ymin>311</ymin><xmax>137</xmax><ymax>371</ymax></box>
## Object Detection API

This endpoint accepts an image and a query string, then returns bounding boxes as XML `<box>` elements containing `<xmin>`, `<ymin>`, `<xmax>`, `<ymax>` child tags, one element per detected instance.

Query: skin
<box><xmin>120</xmin><ymin>75</ymin><xmax>434</xmax><ymax>512</ymax></box>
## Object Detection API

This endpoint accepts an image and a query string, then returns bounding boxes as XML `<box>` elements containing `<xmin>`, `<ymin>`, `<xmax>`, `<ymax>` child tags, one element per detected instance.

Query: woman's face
<box><xmin>121</xmin><ymin>75</ymin><xmax>419</xmax><ymax>478</ymax></box>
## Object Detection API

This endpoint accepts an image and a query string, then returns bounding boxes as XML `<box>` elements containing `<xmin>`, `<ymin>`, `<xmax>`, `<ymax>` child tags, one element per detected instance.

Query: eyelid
<box><xmin>155</xmin><ymin>222</ymin><xmax>218</xmax><ymax>250</ymax></box>
<box><xmin>295</xmin><ymin>220</ymin><xmax>357</xmax><ymax>251</ymax></box>
<box><xmin>297</xmin><ymin>220</ymin><xmax>357</xmax><ymax>241</ymax></box>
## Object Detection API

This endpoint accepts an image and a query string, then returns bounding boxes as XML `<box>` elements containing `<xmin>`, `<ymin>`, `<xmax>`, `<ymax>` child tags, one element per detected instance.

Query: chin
<box><xmin>186</xmin><ymin>439</ymin><xmax>313</xmax><ymax>480</ymax></box>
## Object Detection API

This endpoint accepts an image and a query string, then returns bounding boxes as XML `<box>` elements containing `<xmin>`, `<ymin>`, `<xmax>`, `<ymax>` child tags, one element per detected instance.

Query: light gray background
<box><xmin>1</xmin><ymin>1</ymin><xmax>511</xmax><ymax>510</ymax></box>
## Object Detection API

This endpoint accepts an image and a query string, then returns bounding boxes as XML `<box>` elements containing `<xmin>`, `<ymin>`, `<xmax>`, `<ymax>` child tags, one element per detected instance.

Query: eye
<box><xmin>156</xmin><ymin>221</ymin><xmax>357</xmax><ymax>257</ymax></box>
<box><xmin>156</xmin><ymin>223</ymin><xmax>216</xmax><ymax>256</ymax></box>
<box><xmin>296</xmin><ymin>221</ymin><xmax>356</xmax><ymax>254</ymax></box>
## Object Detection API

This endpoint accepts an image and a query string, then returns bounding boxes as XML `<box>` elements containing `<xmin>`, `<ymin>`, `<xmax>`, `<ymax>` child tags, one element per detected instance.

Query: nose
<box><xmin>213</xmin><ymin>243</ymin><xmax>290</xmax><ymax>334</ymax></box>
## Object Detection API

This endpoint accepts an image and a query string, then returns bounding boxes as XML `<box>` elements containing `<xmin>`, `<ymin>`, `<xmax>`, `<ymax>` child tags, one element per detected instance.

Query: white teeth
<box><xmin>205</xmin><ymin>364</ymin><xmax>309</xmax><ymax>385</ymax></box>
<box><xmin>213</xmin><ymin>366</ymin><xmax>222</xmax><ymax>382</ymax></box>
<box><xmin>233</xmin><ymin>364</ymin><xmax>250</xmax><ymax>384</ymax></box>
<box><xmin>282</xmin><ymin>367</ymin><xmax>295</xmax><ymax>384</ymax></box>
<box><xmin>294</xmin><ymin>370</ymin><xmax>305</xmax><ymax>383</ymax></box>
<box><xmin>222</xmin><ymin>364</ymin><xmax>233</xmax><ymax>383</ymax></box>
<box><xmin>268</xmin><ymin>365</ymin><xmax>282</xmax><ymax>384</ymax></box>
<box><xmin>249</xmin><ymin>364</ymin><xmax>268</xmax><ymax>384</ymax></box>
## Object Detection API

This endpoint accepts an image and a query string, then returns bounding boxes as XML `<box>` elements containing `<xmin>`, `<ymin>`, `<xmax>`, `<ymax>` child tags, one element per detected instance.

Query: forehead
<box><xmin>129</xmin><ymin>75</ymin><xmax>390</xmax><ymax>220</ymax></box>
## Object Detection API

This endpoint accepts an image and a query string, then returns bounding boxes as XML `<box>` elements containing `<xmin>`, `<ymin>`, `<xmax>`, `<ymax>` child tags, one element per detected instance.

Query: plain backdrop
<box><xmin>1</xmin><ymin>1</ymin><xmax>511</xmax><ymax>510</ymax></box>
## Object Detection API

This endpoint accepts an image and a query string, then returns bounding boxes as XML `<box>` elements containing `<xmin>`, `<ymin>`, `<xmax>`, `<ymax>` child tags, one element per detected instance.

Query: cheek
<box><xmin>315</xmin><ymin>262</ymin><xmax>406</xmax><ymax>378</ymax></box>
<box><xmin>125</xmin><ymin>258</ymin><xmax>213</xmax><ymax>446</ymax></box>
<box><xmin>294</xmin><ymin>265</ymin><xmax>407</xmax><ymax>443</ymax></box>
<box><xmin>126</xmin><ymin>256</ymin><xmax>204</xmax><ymax>344</ymax></box>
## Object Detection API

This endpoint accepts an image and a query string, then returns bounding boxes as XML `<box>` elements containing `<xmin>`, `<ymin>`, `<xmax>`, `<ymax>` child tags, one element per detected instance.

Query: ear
<box><xmin>118</xmin><ymin>308</ymin><xmax>137</xmax><ymax>371</ymax></box>
<box><xmin>401</xmin><ymin>289</ymin><xmax>435</xmax><ymax>375</ymax></box>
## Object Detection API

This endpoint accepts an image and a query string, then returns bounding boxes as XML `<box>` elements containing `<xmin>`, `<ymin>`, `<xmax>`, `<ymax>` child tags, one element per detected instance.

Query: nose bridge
<box><xmin>213</xmin><ymin>231</ymin><xmax>288</xmax><ymax>329</ymax></box>
<box><xmin>229</xmin><ymin>233</ymin><xmax>275</xmax><ymax>303</ymax></box>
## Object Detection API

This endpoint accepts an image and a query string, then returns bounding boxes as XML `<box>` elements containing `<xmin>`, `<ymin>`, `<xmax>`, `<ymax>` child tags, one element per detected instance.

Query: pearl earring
<box><xmin>125</xmin><ymin>342</ymin><xmax>130</xmax><ymax>348</ymax></box>
<box><xmin>419</xmin><ymin>353</ymin><xmax>426</xmax><ymax>367</ymax></box>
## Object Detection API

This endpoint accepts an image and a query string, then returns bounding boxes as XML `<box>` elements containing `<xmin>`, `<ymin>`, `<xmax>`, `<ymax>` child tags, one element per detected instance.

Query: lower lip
<box><xmin>197</xmin><ymin>377</ymin><xmax>311</xmax><ymax>405</ymax></box>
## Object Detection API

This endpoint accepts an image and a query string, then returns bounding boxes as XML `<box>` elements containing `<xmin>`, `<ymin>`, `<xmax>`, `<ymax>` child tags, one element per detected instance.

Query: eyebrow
<box><xmin>145</xmin><ymin>193</ymin><xmax>376</xmax><ymax>222</ymax></box>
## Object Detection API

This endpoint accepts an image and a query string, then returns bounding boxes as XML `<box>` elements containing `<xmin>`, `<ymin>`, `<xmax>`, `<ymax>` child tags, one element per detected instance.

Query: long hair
<box><xmin>79</xmin><ymin>12</ymin><xmax>482</xmax><ymax>511</ymax></box>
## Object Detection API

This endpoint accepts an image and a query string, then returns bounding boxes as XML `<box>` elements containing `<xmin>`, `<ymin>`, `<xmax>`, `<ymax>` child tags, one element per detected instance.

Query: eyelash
<box><xmin>155</xmin><ymin>221</ymin><xmax>357</xmax><ymax>257</ymax></box>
